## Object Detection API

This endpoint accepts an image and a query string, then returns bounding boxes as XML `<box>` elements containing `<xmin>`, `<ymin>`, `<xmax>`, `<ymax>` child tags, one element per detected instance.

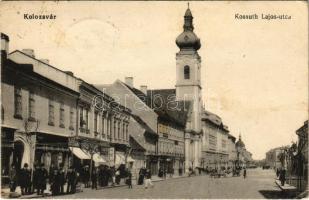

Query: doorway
<box><xmin>13</xmin><ymin>140</ymin><xmax>24</xmax><ymax>171</ymax></box>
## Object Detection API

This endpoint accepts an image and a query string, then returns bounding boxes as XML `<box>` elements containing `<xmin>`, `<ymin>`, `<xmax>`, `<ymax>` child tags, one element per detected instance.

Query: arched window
<box><xmin>184</xmin><ymin>65</ymin><xmax>190</xmax><ymax>79</ymax></box>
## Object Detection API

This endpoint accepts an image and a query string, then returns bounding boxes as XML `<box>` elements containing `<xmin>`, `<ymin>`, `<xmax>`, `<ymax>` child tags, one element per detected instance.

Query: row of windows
<box><xmin>79</xmin><ymin>106</ymin><xmax>129</xmax><ymax>141</ymax></box>
<box><xmin>158</xmin><ymin>140</ymin><xmax>184</xmax><ymax>155</ymax></box>
<box><xmin>13</xmin><ymin>87</ymin><xmax>129</xmax><ymax>141</ymax></box>
<box><xmin>158</xmin><ymin>124</ymin><xmax>183</xmax><ymax>141</ymax></box>
<box><xmin>209</xmin><ymin>134</ymin><xmax>217</xmax><ymax>147</ymax></box>
<box><xmin>14</xmin><ymin>87</ymin><xmax>75</xmax><ymax>129</ymax></box>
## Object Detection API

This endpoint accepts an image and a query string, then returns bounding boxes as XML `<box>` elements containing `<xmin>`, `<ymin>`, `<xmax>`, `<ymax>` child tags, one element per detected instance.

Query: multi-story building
<box><xmin>201</xmin><ymin>110</ymin><xmax>230</xmax><ymax>169</ymax></box>
<box><xmin>70</xmin><ymin>80</ymin><xmax>131</xmax><ymax>171</ymax></box>
<box><xmin>147</xmin><ymin>89</ymin><xmax>187</xmax><ymax>175</ymax></box>
<box><xmin>97</xmin><ymin>80</ymin><xmax>189</xmax><ymax>176</ymax></box>
<box><xmin>0</xmin><ymin>34</ymin><xmax>132</xmax><ymax>186</ymax></box>
<box><xmin>265</xmin><ymin>146</ymin><xmax>289</xmax><ymax>170</ymax></box>
<box><xmin>2</xmin><ymin>39</ymin><xmax>80</xmax><ymax>177</ymax></box>
<box><xmin>96</xmin><ymin>78</ymin><xmax>159</xmax><ymax>174</ymax></box>
<box><xmin>227</xmin><ymin>134</ymin><xmax>237</xmax><ymax>168</ymax></box>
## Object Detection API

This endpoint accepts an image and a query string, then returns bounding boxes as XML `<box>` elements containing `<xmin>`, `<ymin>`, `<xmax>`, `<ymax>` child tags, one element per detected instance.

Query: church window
<box><xmin>184</xmin><ymin>65</ymin><xmax>190</xmax><ymax>79</ymax></box>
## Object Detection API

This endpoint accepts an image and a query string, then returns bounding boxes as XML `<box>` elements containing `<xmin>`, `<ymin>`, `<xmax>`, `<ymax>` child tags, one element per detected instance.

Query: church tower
<box><xmin>175</xmin><ymin>5</ymin><xmax>203</xmax><ymax>171</ymax></box>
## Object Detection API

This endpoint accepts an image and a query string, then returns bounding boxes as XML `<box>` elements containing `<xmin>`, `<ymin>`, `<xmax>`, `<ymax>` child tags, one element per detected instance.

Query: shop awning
<box><xmin>69</xmin><ymin>147</ymin><xmax>91</xmax><ymax>160</ymax></box>
<box><xmin>93</xmin><ymin>153</ymin><xmax>107</xmax><ymax>164</ymax></box>
<box><xmin>115</xmin><ymin>152</ymin><xmax>125</xmax><ymax>165</ymax></box>
<box><xmin>127</xmin><ymin>156</ymin><xmax>135</xmax><ymax>163</ymax></box>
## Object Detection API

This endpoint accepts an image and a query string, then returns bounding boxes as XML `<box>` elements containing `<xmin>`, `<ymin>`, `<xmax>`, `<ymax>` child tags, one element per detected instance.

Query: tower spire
<box><xmin>184</xmin><ymin>5</ymin><xmax>193</xmax><ymax>31</ymax></box>
<box><xmin>175</xmin><ymin>4</ymin><xmax>201</xmax><ymax>51</ymax></box>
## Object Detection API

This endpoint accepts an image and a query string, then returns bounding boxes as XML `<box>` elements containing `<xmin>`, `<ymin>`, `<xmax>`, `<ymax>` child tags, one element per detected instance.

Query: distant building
<box><xmin>201</xmin><ymin>110</ymin><xmax>231</xmax><ymax>169</ymax></box>
<box><xmin>265</xmin><ymin>146</ymin><xmax>289</xmax><ymax>170</ymax></box>
<box><xmin>227</xmin><ymin>134</ymin><xmax>237</xmax><ymax>168</ymax></box>
<box><xmin>235</xmin><ymin>135</ymin><xmax>253</xmax><ymax>167</ymax></box>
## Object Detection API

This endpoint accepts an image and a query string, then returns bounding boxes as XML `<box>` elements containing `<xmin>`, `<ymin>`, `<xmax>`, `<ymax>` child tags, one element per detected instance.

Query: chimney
<box><xmin>39</xmin><ymin>59</ymin><xmax>49</xmax><ymax>64</ymax></box>
<box><xmin>140</xmin><ymin>85</ymin><xmax>147</xmax><ymax>95</ymax></box>
<box><xmin>22</xmin><ymin>49</ymin><xmax>35</xmax><ymax>58</ymax></box>
<box><xmin>125</xmin><ymin>77</ymin><xmax>133</xmax><ymax>88</ymax></box>
<box><xmin>65</xmin><ymin>71</ymin><xmax>74</xmax><ymax>76</ymax></box>
<box><xmin>1</xmin><ymin>33</ymin><xmax>9</xmax><ymax>61</ymax></box>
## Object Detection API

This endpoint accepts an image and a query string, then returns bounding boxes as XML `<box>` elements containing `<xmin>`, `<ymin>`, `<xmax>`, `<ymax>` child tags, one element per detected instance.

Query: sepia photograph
<box><xmin>0</xmin><ymin>1</ymin><xmax>308</xmax><ymax>199</ymax></box>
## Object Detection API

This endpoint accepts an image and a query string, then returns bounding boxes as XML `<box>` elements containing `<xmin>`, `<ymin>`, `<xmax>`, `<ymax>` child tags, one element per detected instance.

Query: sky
<box><xmin>0</xmin><ymin>1</ymin><xmax>308</xmax><ymax>159</ymax></box>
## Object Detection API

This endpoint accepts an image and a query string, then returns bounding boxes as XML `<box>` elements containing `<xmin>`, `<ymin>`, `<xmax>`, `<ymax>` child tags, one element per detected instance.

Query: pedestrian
<box><xmin>32</xmin><ymin>164</ymin><xmax>39</xmax><ymax>194</ymax></box>
<box><xmin>138</xmin><ymin>167</ymin><xmax>145</xmax><ymax>185</ymax></box>
<box><xmin>9</xmin><ymin>164</ymin><xmax>17</xmax><ymax>192</ymax></box>
<box><xmin>169</xmin><ymin>167</ymin><xmax>174</xmax><ymax>178</ymax></box>
<box><xmin>178</xmin><ymin>167</ymin><xmax>183</xmax><ymax>176</ymax></box>
<box><xmin>91</xmin><ymin>167</ymin><xmax>98</xmax><ymax>190</ymax></box>
<box><xmin>276</xmin><ymin>168</ymin><xmax>279</xmax><ymax>177</ymax></box>
<box><xmin>19</xmin><ymin>163</ymin><xmax>31</xmax><ymax>195</ymax></box>
<box><xmin>243</xmin><ymin>168</ymin><xmax>247</xmax><ymax>179</ymax></box>
<box><xmin>51</xmin><ymin>167</ymin><xmax>60</xmax><ymax>196</ymax></box>
<box><xmin>126</xmin><ymin>169</ymin><xmax>132</xmax><ymax>189</ymax></box>
<box><xmin>57</xmin><ymin>164</ymin><xmax>66</xmax><ymax>194</ymax></box>
<box><xmin>144</xmin><ymin>169</ymin><xmax>153</xmax><ymax>189</ymax></box>
<box><xmin>115</xmin><ymin>168</ymin><xmax>121</xmax><ymax>185</ymax></box>
<box><xmin>66</xmin><ymin>168</ymin><xmax>77</xmax><ymax>194</ymax></box>
<box><xmin>158</xmin><ymin>167</ymin><xmax>163</xmax><ymax>178</ymax></box>
<box><xmin>82</xmin><ymin>165</ymin><xmax>90</xmax><ymax>188</ymax></box>
<box><xmin>163</xmin><ymin>166</ymin><xmax>167</xmax><ymax>179</ymax></box>
<box><xmin>104</xmin><ymin>166</ymin><xmax>109</xmax><ymax>186</ymax></box>
<box><xmin>36</xmin><ymin>163</ymin><xmax>48</xmax><ymax>195</ymax></box>
<box><xmin>279</xmin><ymin>168</ymin><xmax>286</xmax><ymax>186</ymax></box>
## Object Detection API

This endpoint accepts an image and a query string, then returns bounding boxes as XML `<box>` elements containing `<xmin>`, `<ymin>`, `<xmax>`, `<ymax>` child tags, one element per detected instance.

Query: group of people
<box><xmin>158</xmin><ymin>167</ymin><xmax>175</xmax><ymax>179</ymax></box>
<box><xmin>9</xmin><ymin>163</ymin><xmax>80</xmax><ymax>196</ymax></box>
<box><xmin>137</xmin><ymin>168</ymin><xmax>153</xmax><ymax>189</ymax></box>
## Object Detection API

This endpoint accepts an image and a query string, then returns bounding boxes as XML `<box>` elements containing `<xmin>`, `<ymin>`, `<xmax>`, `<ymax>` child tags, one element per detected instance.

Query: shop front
<box><xmin>1</xmin><ymin>127</ymin><xmax>15</xmax><ymax>186</ymax></box>
<box><xmin>146</xmin><ymin>155</ymin><xmax>158</xmax><ymax>175</ymax></box>
<box><xmin>174</xmin><ymin>156</ymin><xmax>185</xmax><ymax>176</ymax></box>
<box><xmin>35</xmin><ymin>133</ymin><xmax>70</xmax><ymax>172</ymax></box>
<box><xmin>68</xmin><ymin>136</ymin><xmax>109</xmax><ymax>173</ymax></box>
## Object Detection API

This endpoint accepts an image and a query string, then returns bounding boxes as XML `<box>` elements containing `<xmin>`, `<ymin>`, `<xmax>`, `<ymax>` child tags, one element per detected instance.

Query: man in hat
<box><xmin>20</xmin><ymin>163</ymin><xmax>31</xmax><ymax>195</ymax></box>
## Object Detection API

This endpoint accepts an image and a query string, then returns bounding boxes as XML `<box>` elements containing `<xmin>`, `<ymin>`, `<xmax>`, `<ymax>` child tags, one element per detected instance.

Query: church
<box><xmin>99</xmin><ymin>5</ymin><xmax>239</xmax><ymax>173</ymax></box>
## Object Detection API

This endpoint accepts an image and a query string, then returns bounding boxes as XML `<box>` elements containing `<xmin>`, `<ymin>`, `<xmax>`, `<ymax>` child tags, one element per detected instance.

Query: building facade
<box><xmin>96</xmin><ymin>78</ymin><xmax>160</xmax><ymax>174</ymax></box>
<box><xmin>265</xmin><ymin>146</ymin><xmax>289</xmax><ymax>170</ymax></box>
<box><xmin>2</xmin><ymin>45</ymin><xmax>80</xmax><ymax>177</ymax></box>
<box><xmin>201</xmin><ymin>110</ymin><xmax>230</xmax><ymax>169</ymax></box>
<box><xmin>227</xmin><ymin>134</ymin><xmax>237</xmax><ymax>168</ymax></box>
<box><xmin>1</xmin><ymin>34</ymin><xmax>132</xmax><ymax>186</ymax></box>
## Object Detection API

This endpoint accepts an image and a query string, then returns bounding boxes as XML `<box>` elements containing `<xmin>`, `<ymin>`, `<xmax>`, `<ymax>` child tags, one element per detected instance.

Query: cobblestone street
<box><xmin>47</xmin><ymin>168</ymin><xmax>287</xmax><ymax>199</ymax></box>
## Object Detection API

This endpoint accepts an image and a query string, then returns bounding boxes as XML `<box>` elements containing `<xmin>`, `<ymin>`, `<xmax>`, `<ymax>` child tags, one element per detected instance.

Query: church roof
<box><xmin>236</xmin><ymin>135</ymin><xmax>246</xmax><ymax>148</ymax></box>
<box><xmin>176</xmin><ymin>7</ymin><xmax>201</xmax><ymax>51</ymax></box>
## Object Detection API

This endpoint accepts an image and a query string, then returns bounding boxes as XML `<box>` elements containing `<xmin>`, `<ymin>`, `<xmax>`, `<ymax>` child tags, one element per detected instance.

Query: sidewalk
<box><xmin>275</xmin><ymin>179</ymin><xmax>297</xmax><ymax>198</ymax></box>
<box><xmin>1</xmin><ymin>174</ymin><xmax>190</xmax><ymax>198</ymax></box>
